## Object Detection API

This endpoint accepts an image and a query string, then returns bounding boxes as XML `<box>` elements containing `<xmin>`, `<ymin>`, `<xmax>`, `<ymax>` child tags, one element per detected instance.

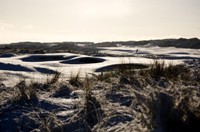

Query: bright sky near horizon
<box><xmin>0</xmin><ymin>0</ymin><xmax>200</xmax><ymax>43</ymax></box>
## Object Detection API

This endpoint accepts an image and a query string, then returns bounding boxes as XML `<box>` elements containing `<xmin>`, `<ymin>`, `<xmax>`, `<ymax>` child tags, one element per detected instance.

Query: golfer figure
<box><xmin>136</xmin><ymin>49</ymin><xmax>139</xmax><ymax>57</ymax></box>
<box><xmin>136</xmin><ymin>49</ymin><xmax>138</xmax><ymax>54</ymax></box>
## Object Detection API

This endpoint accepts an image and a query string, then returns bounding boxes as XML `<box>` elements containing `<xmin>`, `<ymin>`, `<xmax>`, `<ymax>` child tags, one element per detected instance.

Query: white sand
<box><xmin>0</xmin><ymin>46</ymin><xmax>199</xmax><ymax>86</ymax></box>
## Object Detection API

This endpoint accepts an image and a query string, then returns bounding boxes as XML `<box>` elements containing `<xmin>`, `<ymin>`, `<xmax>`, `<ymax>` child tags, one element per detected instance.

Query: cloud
<box><xmin>0</xmin><ymin>20</ymin><xmax>14</xmax><ymax>30</ymax></box>
<box><xmin>22</xmin><ymin>24</ymin><xmax>34</xmax><ymax>30</ymax></box>
<box><xmin>75</xmin><ymin>0</ymin><xmax>133</xmax><ymax>18</ymax></box>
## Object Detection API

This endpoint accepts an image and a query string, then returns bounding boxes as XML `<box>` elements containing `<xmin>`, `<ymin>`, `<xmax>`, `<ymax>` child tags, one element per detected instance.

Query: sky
<box><xmin>0</xmin><ymin>0</ymin><xmax>200</xmax><ymax>43</ymax></box>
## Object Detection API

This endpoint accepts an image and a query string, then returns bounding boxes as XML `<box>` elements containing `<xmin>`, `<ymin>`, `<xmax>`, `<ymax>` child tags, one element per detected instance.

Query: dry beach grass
<box><xmin>0</xmin><ymin>60</ymin><xmax>200</xmax><ymax>132</ymax></box>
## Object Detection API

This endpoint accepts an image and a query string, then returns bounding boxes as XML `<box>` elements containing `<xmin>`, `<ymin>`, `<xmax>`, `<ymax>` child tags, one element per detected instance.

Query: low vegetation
<box><xmin>69</xmin><ymin>71</ymin><xmax>82</xmax><ymax>87</ymax></box>
<box><xmin>141</xmin><ymin>60</ymin><xmax>190</xmax><ymax>81</ymax></box>
<box><xmin>47</xmin><ymin>71</ymin><xmax>61</xmax><ymax>84</ymax></box>
<box><xmin>0</xmin><ymin>60</ymin><xmax>200</xmax><ymax>131</ymax></box>
<box><xmin>16</xmin><ymin>81</ymin><xmax>38</xmax><ymax>101</ymax></box>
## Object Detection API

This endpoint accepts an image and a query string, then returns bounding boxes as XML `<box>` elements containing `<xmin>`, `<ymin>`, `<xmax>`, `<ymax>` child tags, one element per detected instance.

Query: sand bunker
<box><xmin>95</xmin><ymin>63</ymin><xmax>149</xmax><ymax>72</ymax></box>
<box><xmin>61</xmin><ymin>57</ymin><xmax>106</xmax><ymax>64</ymax></box>
<box><xmin>21</xmin><ymin>55</ymin><xmax>77</xmax><ymax>62</ymax></box>
<box><xmin>0</xmin><ymin>62</ymin><xmax>56</xmax><ymax>74</ymax></box>
<box><xmin>34</xmin><ymin>67</ymin><xmax>57</xmax><ymax>74</ymax></box>
<box><xmin>111</xmin><ymin>49</ymin><xmax>134</xmax><ymax>53</ymax></box>
<box><xmin>169</xmin><ymin>52</ymin><xmax>190</xmax><ymax>55</ymax></box>
<box><xmin>156</xmin><ymin>55</ymin><xmax>200</xmax><ymax>60</ymax></box>
<box><xmin>0</xmin><ymin>62</ymin><xmax>33</xmax><ymax>72</ymax></box>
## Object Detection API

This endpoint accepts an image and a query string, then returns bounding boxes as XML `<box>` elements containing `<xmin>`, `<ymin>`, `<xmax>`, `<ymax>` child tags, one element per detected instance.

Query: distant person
<box><xmin>135</xmin><ymin>49</ymin><xmax>139</xmax><ymax>57</ymax></box>
<box><xmin>136</xmin><ymin>49</ymin><xmax>139</xmax><ymax>54</ymax></box>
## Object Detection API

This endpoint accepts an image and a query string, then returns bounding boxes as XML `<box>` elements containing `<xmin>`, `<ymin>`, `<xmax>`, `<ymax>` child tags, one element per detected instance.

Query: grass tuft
<box><xmin>82</xmin><ymin>74</ymin><xmax>103</xmax><ymax>129</ymax></box>
<box><xmin>16</xmin><ymin>81</ymin><xmax>38</xmax><ymax>101</ymax></box>
<box><xmin>69</xmin><ymin>71</ymin><xmax>82</xmax><ymax>87</ymax></box>
<box><xmin>47</xmin><ymin>71</ymin><xmax>61</xmax><ymax>84</ymax></box>
<box><xmin>141</xmin><ymin>60</ymin><xmax>190</xmax><ymax>81</ymax></box>
<box><xmin>92</xmin><ymin>72</ymin><xmax>114</xmax><ymax>82</ymax></box>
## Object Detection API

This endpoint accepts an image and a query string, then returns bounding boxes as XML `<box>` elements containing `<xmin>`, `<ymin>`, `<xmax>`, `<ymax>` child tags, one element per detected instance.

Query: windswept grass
<box><xmin>0</xmin><ymin>58</ymin><xmax>199</xmax><ymax>132</ymax></box>
<box><xmin>92</xmin><ymin>72</ymin><xmax>114</xmax><ymax>82</ymax></box>
<box><xmin>82</xmin><ymin>75</ymin><xmax>103</xmax><ymax>129</ymax></box>
<box><xmin>47</xmin><ymin>71</ymin><xmax>61</xmax><ymax>84</ymax></box>
<box><xmin>141</xmin><ymin>60</ymin><xmax>190</xmax><ymax>81</ymax></box>
<box><xmin>149</xmin><ymin>87</ymin><xmax>200</xmax><ymax>132</ymax></box>
<box><xmin>16</xmin><ymin>81</ymin><xmax>38</xmax><ymax>101</ymax></box>
<box><xmin>69</xmin><ymin>70</ymin><xmax>82</xmax><ymax>87</ymax></box>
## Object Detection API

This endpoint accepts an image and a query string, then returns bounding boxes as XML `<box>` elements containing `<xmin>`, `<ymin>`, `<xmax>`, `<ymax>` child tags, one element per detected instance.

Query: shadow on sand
<box><xmin>34</xmin><ymin>67</ymin><xmax>57</xmax><ymax>74</ymax></box>
<box><xmin>21</xmin><ymin>55</ymin><xmax>77</xmax><ymax>62</ymax></box>
<box><xmin>0</xmin><ymin>62</ymin><xmax>57</xmax><ymax>74</ymax></box>
<box><xmin>60</xmin><ymin>57</ymin><xmax>106</xmax><ymax>64</ymax></box>
<box><xmin>0</xmin><ymin>62</ymin><xmax>33</xmax><ymax>72</ymax></box>
<box><xmin>95</xmin><ymin>63</ymin><xmax>149</xmax><ymax>72</ymax></box>
<box><xmin>157</xmin><ymin>55</ymin><xmax>200</xmax><ymax>60</ymax></box>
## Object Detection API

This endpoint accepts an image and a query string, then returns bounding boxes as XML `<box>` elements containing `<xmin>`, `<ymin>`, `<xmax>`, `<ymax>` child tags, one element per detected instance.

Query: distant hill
<box><xmin>0</xmin><ymin>42</ymin><xmax>97</xmax><ymax>54</ymax></box>
<box><xmin>0</xmin><ymin>38</ymin><xmax>199</xmax><ymax>54</ymax></box>
<box><xmin>94</xmin><ymin>38</ymin><xmax>200</xmax><ymax>49</ymax></box>
<box><xmin>150</xmin><ymin>38</ymin><xmax>200</xmax><ymax>48</ymax></box>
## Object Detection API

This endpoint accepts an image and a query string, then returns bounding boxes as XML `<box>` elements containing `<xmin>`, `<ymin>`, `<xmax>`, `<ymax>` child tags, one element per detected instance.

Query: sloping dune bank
<box><xmin>0</xmin><ymin>58</ymin><xmax>200</xmax><ymax>131</ymax></box>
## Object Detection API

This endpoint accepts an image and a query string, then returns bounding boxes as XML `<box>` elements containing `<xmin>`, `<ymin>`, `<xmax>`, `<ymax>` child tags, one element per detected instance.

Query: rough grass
<box><xmin>0</xmin><ymin>60</ymin><xmax>200</xmax><ymax>132</ymax></box>
<box><xmin>92</xmin><ymin>72</ymin><xmax>114</xmax><ymax>82</ymax></box>
<box><xmin>69</xmin><ymin>71</ymin><xmax>82</xmax><ymax>87</ymax></box>
<box><xmin>139</xmin><ymin>60</ymin><xmax>190</xmax><ymax>81</ymax></box>
<box><xmin>150</xmin><ymin>87</ymin><xmax>200</xmax><ymax>132</ymax></box>
<box><xmin>16</xmin><ymin>81</ymin><xmax>38</xmax><ymax>101</ymax></box>
<box><xmin>47</xmin><ymin>71</ymin><xmax>61</xmax><ymax>84</ymax></box>
<box><xmin>83</xmin><ymin>75</ymin><xmax>103</xmax><ymax>129</ymax></box>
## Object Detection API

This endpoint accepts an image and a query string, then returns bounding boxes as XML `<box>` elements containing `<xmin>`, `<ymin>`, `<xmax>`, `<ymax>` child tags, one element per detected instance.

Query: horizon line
<box><xmin>1</xmin><ymin>37</ymin><xmax>199</xmax><ymax>45</ymax></box>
